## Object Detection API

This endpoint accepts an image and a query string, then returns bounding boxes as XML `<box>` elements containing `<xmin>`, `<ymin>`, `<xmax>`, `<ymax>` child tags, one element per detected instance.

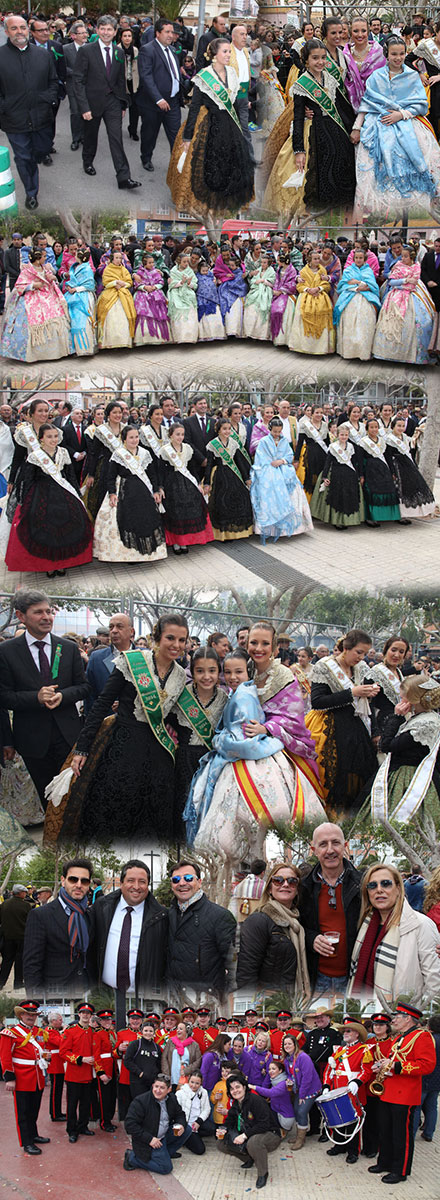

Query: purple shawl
<box><xmin>343</xmin><ymin>39</ymin><xmax>385</xmax><ymax>111</ymax></box>
<box><xmin>270</xmin><ymin>263</ymin><xmax>297</xmax><ymax>339</ymax></box>
<box><xmin>262</xmin><ymin>679</ymin><xmax>319</xmax><ymax>779</ymax></box>
<box><xmin>133</xmin><ymin>266</ymin><xmax>170</xmax><ymax>341</ymax></box>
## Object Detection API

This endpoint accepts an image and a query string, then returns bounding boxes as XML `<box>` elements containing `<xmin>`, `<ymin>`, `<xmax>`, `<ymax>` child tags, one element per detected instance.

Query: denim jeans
<box><xmin>129</xmin><ymin>1124</ymin><xmax>192</xmax><ymax>1173</ymax></box>
<box><xmin>413</xmin><ymin>1087</ymin><xmax>439</xmax><ymax>1140</ymax></box>
<box><xmin>294</xmin><ymin>1094</ymin><xmax>318</xmax><ymax>1128</ymax></box>
<box><xmin>315</xmin><ymin>971</ymin><xmax>348</xmax><ymax>994</ymax></box>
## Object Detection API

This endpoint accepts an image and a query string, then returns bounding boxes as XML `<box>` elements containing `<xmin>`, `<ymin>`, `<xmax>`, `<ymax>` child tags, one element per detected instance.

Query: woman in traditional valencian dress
<box><xmin>92</xmin><ymin>424</ymin><xmax>166</xmax><ymax>565</ymax></box>
<box><xmin>337</xmin><ymin>402</ymin><xmax>366</xmax><ymax>458</ymax></box>
<box><xmin>186</xmin><ymin>631</ymin><xmax>324</xmax><ymax>865</ymax></box>
<box><xmin>251</xmin><ymin>416</ymin><xmax>312</xmax><ymax>542</ymax></box>
<box><xmin>290</xmin><ymin>249</ymin><xmax>335</xmax><ymax>356</ymax></box>
<box><xmin>373</xmin><ymin>245</ymin><xmax>435</xmax><ymax>365</ymax></box>
<box><xmin>406</xmin><ymin>21</ymin><xmax>440</xmax><ymax>138</ymax></box>
<box><xmin>132</xmin><ymin>252</ymin><xmax>170</xmax><ymax>347</ymax></box>
<box><xmin>359</xmin><ymin>417</ymin><xmax>402</xmax><ymax>528</ymax></box>
<box><xmin>160</xmin><ymin>420</ymin><xmax>214</xmax><ymax>554</ymax></box>
<box><xmin>213</xmin><ymin>246</ymin><xmax>247</xmax><ymax>337</ymax></box>
<box><xmin>167</xmin><ymin>252</ymin><xmax>198</xmax><ymax>344</ymax></box>
<box><xmin>310</xmin><ymin>425</ymin><xmax>365</xmax><ymax>530</ymax></box>
<box><xmin>270</xmin><ymin>252</ymin><xmax>297</xmax><ymax>347</ymax></box>
<box><xmin>264</xmin><ymin>40</ymin><xmax>355</xmax><ymax>220</ymax></box>
<box><xmin>293</xmin><ymin>405</ymin><xmax>329</xmax><ymax>503</ymax></box>
<box><xmin>243</xmin><ymin>252</ymin><xmax>276</xmax><ymax>340</ymax></box>
<box><xmin>1</xmin><ymin>248</ymin><xmax>70</xmax><ymax>363</ymax></box>
<box><xmin>384</xmin><ymin>416</ymin><xmax>436</xmax><ymax>520</ymax></box>
<box><xmin>83</xmin><ymin>399</ymin><xmax>124</xmax><ymax>521</ymax></box>
<box><xmin>172</xmin><ymin>646</ymin><xmax>228</xmax><ymax>832</ymax></box>
<box><xmin>352</xmin><ymin>37</ymin><xmax>440</xmax><ymax>221</ymax></box>
<box><xmin>343</xmin><ymin>16</ymin><xmax>385</xmax><ymax>112</ymax></box>
<box><xmin>333</xmin><ymin>247</ymin><xmax>380</xmax><ymax>359</ymax></box>
<box><xmin>203</xmin><ymin>416</ymin><xmax>253</xmax><ymax>541</ymax></box>
<box><xmin>167</xmin><ymin>37</ymin><xmax>254</xmax><ymax>220</ymax></box>
<box><xmin>96</xmin><ymin>250</ymin><xmax>136</xmax><ymax>350</ymax></box>
<box><xmin>5</xmin><ymin>424</ymin><xmax>93</xmax><ymax>577</ymax></box>
<box><xmin>363</xmin><ymin>635</ymin><xmax>408</xmax><ymax>739</ymax></box>
<box><xmin>54</xmin><ymin>614</ymin><xmax>189</xmax><ymax>843</ymax></box>
<box><xmin>368</xmin><ymin>675</ymin><xmax>440</xmax><ymax>828</ymax></box>
<box><xmin>196</xmin><ymin>260</ymin><xmax>225</xmax><ymax>341</ymax></box>
<box><xmin>305</xmin><ymin>628</ymin><xmax>379</xmax><ymax>816</ymax></box>
<box><xmin>64</xmin><ymin>248</ymin><xmax>96</xmax><ymax>357</ymax></box>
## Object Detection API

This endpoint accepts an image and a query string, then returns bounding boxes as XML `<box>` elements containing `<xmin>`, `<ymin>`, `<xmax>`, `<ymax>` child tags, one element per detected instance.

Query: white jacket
<box><xmin>392</xmin><ymin>899</ymin><xmax>440</xmax><ymax>1004</ymax></box>
<box><xmin>175</xmin><ymin>1082</ymin><xmax>211</xmax><ymax>1123</ymax></box>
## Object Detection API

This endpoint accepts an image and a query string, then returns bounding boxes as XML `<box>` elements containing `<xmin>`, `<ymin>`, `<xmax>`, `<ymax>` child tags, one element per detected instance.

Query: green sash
<box><xmin>325</xmin><ymin>52</ymin><xmax>346</xmax><ymax>94</ymax></box>
<box><xmin>230</xmin><ymin>428</ymin><xmax>251</xmax><ymax>466</ymax></box>
<box><xmin>209</xmin><ymin>438</ymin><xmax>245</xmax><ymax>484</ymax></box>
<box><xmin>177</xmin><ymin>686</ymin><xmax>215</xmax><ymax>749</ymax></box>
<box><xmin>197</xmin><ymin>67</ymin><xmax>243</xmax><ymax>134</ymax></box>
<box><xmin>294</xmin><ymin>71</ymin><xmax>348</xmax><ymax>136</ymax></box>
<box><xmin>122</xmin><ymin>651</ymin><xmax>176</xmax><ymax>759</ymax></box>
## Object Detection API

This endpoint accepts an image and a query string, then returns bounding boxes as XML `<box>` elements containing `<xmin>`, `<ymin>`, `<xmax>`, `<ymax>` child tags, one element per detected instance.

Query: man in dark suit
<box><xmin>29</xmin><ymin>15</ymin><xmax>67</xmax><ymax>158</ymax></box>
<box><xmin>195</xmin><ymin>14</ymin><xmax>228</xmax><ymax>70</ymax></box>
<box><xmin>0</xmin><ymin>590</ymin><xmax>89</xmax><ymax>805</ymax></box>
<box><xmin>421</xmin><ymin>235</ymin><xmax>440</xmax><ymax>325</ymax></box>
<box><xmin>137</xmin><ymin>18</ymin><xmax>182</xmax><ymax>172</ymax></box>
<box><xmin>73</xmin><ymin>13</ymin><xmax>140</xmax><ymax>189</ymax></box>
<box><xmin>184</xmin><ymin>396</ymin><xmax>215</xmax><ymax>479</ymax></box>
<box><xmin>23</xmin><ymin>858</ymin><xmax>93</xmax><ymax>995</ymax></box>
<box><xmin>63</xmin><ymin>20</ymin><xmax>88</xmax><ymax>150</ymax></box>
<box><xmin>0</xmin><ymin>15</ymin><xmax>59</xmax><ymax>210</ymax></box>
<box><xmin>53</xmin><ymin>400</ymin><xmax>73</xmax><ymax>430</ymax></box>
<box><xmin>61</xmin><ymin>408</ymin><xmax>88</xmax><ymax>482</ymax></box>
<box><xmin>0</xmin><ymin>884</ymin><xmax>31</xmax><ymax>989</ymax></box>
<box><xmin>89</xmin><ymin>860</ymin><xmax>168</xmax><ymax>993</ymax></box>
<box><xmin>85</xmin><ymin>611</ymin><xmax>134</xmax><ymax>713</ymax></box>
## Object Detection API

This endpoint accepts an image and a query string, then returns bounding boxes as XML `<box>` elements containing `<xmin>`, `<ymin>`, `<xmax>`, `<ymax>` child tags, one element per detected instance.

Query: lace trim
<box><xmin>114</xmin><ymin>649</ymin><xmax>186</xmax><ymax>721</ymax></box>
<box><xmin>195</xmin><ymin>65</ymin><xmax>239</xmax><ymax>107</ymax></box>
<box><xmin>210</xmin><ymin>436</ymin><xmax>239</xmax><ymax>461</ymax></box>
<box><xmin>254</xmin><ymin>659</ymin><xmax>294</xmax><ymax>703</ymax></box>
<box><xmin>174</xmin><ymin>684</ymin><xmax>227</xmax><ymax>742</ymax></box>
<box><xmin>397</xmin><ymin>711</ymin><xmax>440</xmax><ymax>751</ymax></box>
<box><xmin>368</xmin><ymin>663</ymin><xmax>402</xmax><ymax>705</ymax></box>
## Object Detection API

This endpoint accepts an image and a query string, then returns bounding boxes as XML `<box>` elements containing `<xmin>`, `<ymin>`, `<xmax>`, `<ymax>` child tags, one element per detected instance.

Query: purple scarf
<box><xmin>133</xmin><ymin>266</ymin><xmax>170</xmax><ymax>340</ymax></box>
<box><xmin>270</xmin><ymin>263</ymin><xmax>297</xmax><ymax>339</ymax></box>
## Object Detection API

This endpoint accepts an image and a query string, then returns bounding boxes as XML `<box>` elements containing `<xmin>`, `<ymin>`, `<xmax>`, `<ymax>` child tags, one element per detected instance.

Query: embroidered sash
<box><xmin>371</xmin><ymin>725</ymin><xmax>440</xmax><ymax>822</ymax></box>
<box><xmin>300</xmin><ymin>417</ymin><xmax>328</xmax><ymax>453</ymax></box>
<box><xmin>325</xmin><ymin>51</ymin><xmax>346</xmax><ymax>88</ymax></box>
<box><xmin>230</xmin><ymin>427</ymin><xmax>251</xmax><ymax>466</ymax></box>
<box><xmin>93</xmin><ymin>423</ymin><xmax>122</xmax><ymax>457</ymax></box>
<box><xmin>161</xmin><ymin>441</ymin><xmax>201</xmax><ymax>492</ymax></box>
<box><xmin>197</xmin><ymin>66</ymin><xmax>243</xmax><ymax>133</ymax></box>
<box><xmin>26</xmin><ymin>445</ymin><xmax>87</xmax><ymax>508</ymax></box>
<box><xmin>369</xmin><ymin>663</ymin><xmax>402</xmax><ymax>705</ymax></box>
<box><xmin>208</xmin><ymin>437</ymin><xmax>244</xmax><ymax>483</ymax></box>
<box><xmin>176</xmin><ymin>686</ymin><xmax>215</xmax><ymax>748</ymax></box>
<box><xmin>109</xmin><ymin>445</ymin><xmax>157</xmax><ymax>500</ymax></box>
<box><xmin>360</xmin><ymin>434</ymin><xmax>388</xmax><ymax>464</ymax></box>
<box><xmin>139</xmin><ymin>423</ymin><xmax>166</xmax><ymax>456</ymax></box>
<box><xmin>323</xmin><ymin>656</ymin><xmax>371</xmax><ymax>729</ymax></box>
<box><xmin>293</xmin><ymin>71</ymin><xmax>347</xmax><ymax>134</ymax></box>
<box><xmin>52</xmin><ymin>643</ymin><xmax>62</xmax><ymax>681</ymax></box>
<box><xmin>328</xmin><ymin>441</ymin><xmax>356</xmax><ymax>471</ymax></box>
<box><xmin>383</xmin><ymin>431</ymin><xmax>413</xmax><ymax>460</ymax></box>
<box><xmin>416</xmin><ymin>37</ymin><xmax>440</xmax><ymax>70</ymax></box>
<box><xmin>121</xmin><ymin>650</ymin><xmax>176</xmax><ymax>758</ymax></box>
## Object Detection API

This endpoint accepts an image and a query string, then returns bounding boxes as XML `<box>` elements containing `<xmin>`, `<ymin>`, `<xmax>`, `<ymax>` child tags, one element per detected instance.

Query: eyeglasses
<box><xmin>366</xmin><ymin>879</ymin><xmax>395</xmax><ymax>891</ymax></box>
<box><xmin>66</xmin><ymin>875</ymin><xmax>90</xmax><ymax>885</ymax></box>
<box><xmin>171</xmin><ymin>874</ymin><xmax>196</xmax><ymax>883</ymax></box>
<box><xmin>271</xmin><ymin>876</ymin><xmax>298</xmax><ymax>887</ymax></box>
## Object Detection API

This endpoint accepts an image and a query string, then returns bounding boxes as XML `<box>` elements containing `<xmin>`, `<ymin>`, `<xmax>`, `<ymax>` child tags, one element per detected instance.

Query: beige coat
<box><xmin>391</xmin><ymin>899</ymin><xmax>440</xmax><ymax>1004</ymax></box>
<box><xmin>123</xmin><ymin>45</ymin><xmax>139</xmax><ymax>93</ymax></box>
<box><xmin>161</xmin><ymin>1036</ymin><xmax>202</xmax><ymax>1080</ymax></box>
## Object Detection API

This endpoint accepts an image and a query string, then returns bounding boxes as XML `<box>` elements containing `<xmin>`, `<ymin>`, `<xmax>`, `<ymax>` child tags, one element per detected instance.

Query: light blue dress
<box><xmin>355</xmin><ymin>64</ymin><xmax>440</xmax><ymax>216</ymax></box>
<box><xmin>250</xmin><ymin>432</ymin><xmax>312</xmax><ymax>542</ymax></box>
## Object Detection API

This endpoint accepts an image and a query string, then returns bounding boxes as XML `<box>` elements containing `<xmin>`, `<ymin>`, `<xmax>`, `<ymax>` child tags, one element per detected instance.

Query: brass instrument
<box><xmin>370</xmin><ymin>1060</ymin><xmax>389</xmax><ymax>1096</ymax></box>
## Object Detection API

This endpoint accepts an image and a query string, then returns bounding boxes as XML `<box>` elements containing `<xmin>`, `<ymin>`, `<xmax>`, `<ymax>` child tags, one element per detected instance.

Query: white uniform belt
<box><xmin>12</xmin><ymin>1057</ymin><xmax>39</xmax><ymax>1066</ymax></box>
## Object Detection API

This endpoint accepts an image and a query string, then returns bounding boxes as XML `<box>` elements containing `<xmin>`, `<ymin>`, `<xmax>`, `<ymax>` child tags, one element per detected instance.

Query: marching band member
<box><xmin>59</xmin><ymin>1000</ymin><xmax>96</xmax><ymax>1144</ymax></box>
<box><xmin>192</xmin><ymin>1008</ymin><xmax>219</xmax><ymax>1055</ymax></box>
<box><xmin>114</xmin><ymin>1008</ymin><xmax>144</xmax><ymax>1121</ymax></box>
<box><xmin>368</xmin><ymin>1002</ymin><xmax>436</xmax><ymax>1184</ymax></box>
<box><xmin>39</xmin><ymin>1011</ymin><xmax>66</xmax><ymax>1122</ymax></box>
<box><xmin>93</xmin><ymin>1008</ymin><xmax>118</xmax><ymax>1133</ymax></box>
<box><xmin>362</xmin><ymin>1012</ymin><xmax>393</xmax><ymax>1158</ymax></box>
<box><xmin>0</xmin><ymin>999</ymin><xmax>49</xmax><ymax>1155</ymax></box>
<box><xmin>323</xmin><ymin>1020</ymin><xmax>369</xmax><ymax>1163</ymax></box>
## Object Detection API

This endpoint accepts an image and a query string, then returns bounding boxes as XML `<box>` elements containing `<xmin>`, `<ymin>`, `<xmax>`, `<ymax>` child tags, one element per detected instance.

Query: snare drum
<box><xmin>315</xmin><ymin>1086</ymin><xmax>365</xmax><ymax>1144</ymax></box>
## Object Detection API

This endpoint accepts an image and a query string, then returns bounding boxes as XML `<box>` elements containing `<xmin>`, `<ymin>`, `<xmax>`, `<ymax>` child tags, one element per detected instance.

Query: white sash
<box><xmin>300</xmin><ymin>417</ymin><xmax>328</xmax><ymax>453</ymax></box>
<box><xmin>328</xmin><ymin>441</ymin><xmax>356</xmax><ymax>471</ymax></box>
<box><xmin>324</xmin><ymin>655</ymin><xmax>371</xmax><ymax>730</ymax></box>
<box><xmin>369</xmin><ymin>663</ymin><xmax>402</xmax><ymax>705</ymax></box>
<box><xmin>359</xmin><ymin>434</ymin><xmax>388</xmax><ymax>465</ymax></box>
<box><xmin>93</xmin><ymin>423</ymin><xmax>122</xmax><ymax>456</ymax></box>
<box><xmin>139</xmin><ymin>423</ymin><xmax>167</xmax><ymax>457</ymax></box>
<box><xmin>160</xmin><ymin>441</ymin><xmax>201</xmax><ymax>493</ymax></box>
<box><xmin>26</xmin><ymin>445</ymin><xmax>86</xmax><ymax>508</ymax></box>
<box><xmin>416</xmin><ymin>37</ymin><xmax>440</xmax><ymax>70</ymax></box>
<box><xmin>384</xmin><ymin>431</ymin><xmax>412</xmax><ymax>460</ymax></box>
<box><xmin>14</xmin><ymin>1026</ymin><xmax>48</xmax><ymax>1074</ymax></box>
<box><xmin>371</xmin><ymin>729</ymin><xmax>440</xmax><ymax>822</ymax></box>
<box><xmin>109</xmin><ymin>445</ymin><xmax>159</xmax><ymax>504</ymax></box>
<box><xmin>338</xmin><ymin>420</ymin><xmax>365</xmax><ymax>445</ymax></box>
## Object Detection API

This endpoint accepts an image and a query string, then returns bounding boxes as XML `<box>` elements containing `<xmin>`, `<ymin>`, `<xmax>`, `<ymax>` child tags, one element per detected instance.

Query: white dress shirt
<box><xmin>25</xmin><ymin>630</ymin><xmax>52</xmax><ymax>670</ymax></box>
<box><xmin>98</xmin><ymin>37</ymin><xmax>113</xmax><ymax>68</ymax></box>
<box><xmin>102</xmin><ymin>896</ymin><xmax>145</xmax><ymax>989</ymax></box>
<box><xmin>234</xmin><ymin>46</ymin><xmax>250</xmax><ymax>84</ymax></box>
<box><xmin>156</xmin><ymin>39</ymin><xmax>180</xmax><ymax>99</ymax></box>
<box><xmin>280</xmin><ymin>416</ymin><xmax>292</xmax><ymax>444</ymax></box>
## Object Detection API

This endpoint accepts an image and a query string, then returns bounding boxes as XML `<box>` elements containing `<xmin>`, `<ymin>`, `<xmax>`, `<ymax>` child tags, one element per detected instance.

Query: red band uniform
<box><xmin>376</xmin><ymin>1017</ymin><xmax>436</xmax><ymax>1181</ymax></box>
<box><xmin>59</xmin><ymin>1010</ymin><xmax>94</xmax><ymax>1139</ymax></box>
<box><xmin>39</xmin><ymin>1025</ymin><xmax>65</xmax><ymax>1121</ymax></box>
<box><xmin>0</xmin><ymin>1015</ymin><xmax>47</xmax><ymax>1149</ymax></box>
<box><xmin>93</xmin><ymin>1012</ymin><xmax>118</xmax><ymax>1131</ymax></box>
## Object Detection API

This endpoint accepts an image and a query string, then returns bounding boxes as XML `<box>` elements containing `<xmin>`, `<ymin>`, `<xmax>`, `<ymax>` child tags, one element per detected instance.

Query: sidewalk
<box><xmin>0</xmin><ymin>1085</ymin><xmax>436</xmax><ymax>1200</ymax></box>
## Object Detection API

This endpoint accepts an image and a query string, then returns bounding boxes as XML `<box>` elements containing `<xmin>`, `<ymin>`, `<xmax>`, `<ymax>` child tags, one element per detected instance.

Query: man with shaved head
<box><xmin>298</xmin><ymin>822</ymin><xmax>362</xmax><ymax>995</ymax></box>
<box><xmin>85</xmin><ymin>612</ymin><xmax>135</xmax><ymax>712</ymax></box>
<box><xmin>0</xmin><ymin>15</ymin><xmax>59</xmax><ymax>209</ymax></box>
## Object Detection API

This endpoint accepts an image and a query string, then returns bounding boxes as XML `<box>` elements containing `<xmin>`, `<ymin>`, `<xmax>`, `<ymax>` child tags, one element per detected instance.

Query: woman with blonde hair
<box><xmin>237</xmin><ymin>861</ymin><xmax>311</xmax><ymax>995</ymax></box>
<box><xmin>369</xmin><ymin>673</ymin><xmax>440</xmax><ymax>824</ymax></box>
<box><xmin>346</xmin><ymin>861</ymin><xmax>440</xmax><ymax>1003</ymax></box>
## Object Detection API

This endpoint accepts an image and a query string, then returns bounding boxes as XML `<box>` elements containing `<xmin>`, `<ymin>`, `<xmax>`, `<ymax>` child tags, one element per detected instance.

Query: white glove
<box><xmin>322</xmin><ymin>1087</ymin><xmax>330</xmax><ymax>1094</ymax></box>
<box><xmin>327</xmin><ymin>1057</ymin><xmax>336</xmax><ymax>1070</ymax></box>
<box><xmin>348</xmin><ymin>1081</ymin><xmax>358</xmax><ymax>1095</ymax></box>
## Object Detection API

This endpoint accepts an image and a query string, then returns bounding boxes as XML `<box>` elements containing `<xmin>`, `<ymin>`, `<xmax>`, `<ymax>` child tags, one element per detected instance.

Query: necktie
<box><xmin>202</xmin><ymin>416</ymin><xmax>206</xmax><ymax>431</ymax></box>
<box><xmin>35</xmin><ymin>641</ymin><xmax>51</xmax><ymax>684</ymax></box>
<box><xmin>165</xmin><ymin>46</ymin><xmax>177</xmax><ymax>79</ymax></box>
<box><xmin>435</xmin><ymin>254</ymin><xmax>440</xmax><ymax>272</ymax></box>
<box><xmin>116</xmin><ymin>906</ymin><xmax>133</xmax><ymax>992</ymax></box>
<box><xmin>76</xmin><ymin>425</ymin><xmax>82</xmax><ymax>444</ymax></box>
<box><xmin>105</xmin><ymin>45</ymin><xmax>111</xmax><ymax>78</ymax></box>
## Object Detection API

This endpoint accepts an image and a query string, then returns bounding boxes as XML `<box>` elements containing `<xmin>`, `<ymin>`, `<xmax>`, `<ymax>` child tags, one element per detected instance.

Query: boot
<box><xmin>291</xmin><ymin>1128</ymin><xmax>307</xmax><ymax>1151</ymax></box>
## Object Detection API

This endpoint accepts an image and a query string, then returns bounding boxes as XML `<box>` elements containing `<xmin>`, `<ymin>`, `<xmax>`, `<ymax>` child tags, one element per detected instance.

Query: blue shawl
<box><xmin>358</xmin><ymin>64</ymin><xmax>436</xmax><ymax>198</ymax></box>
<box><xmin>196</xmin><ymin>270</ymin><xmax>219</xmax><ymax>319</ymax></box>
<box><xmin>65</xmin><ymin>262</ymin><xmax>95</xmax><ymax>351</ymax></box>
<box><xmin>333</xmin><ymin>263</ymin><xmax>381</xmax><ymax>326</ymax></box>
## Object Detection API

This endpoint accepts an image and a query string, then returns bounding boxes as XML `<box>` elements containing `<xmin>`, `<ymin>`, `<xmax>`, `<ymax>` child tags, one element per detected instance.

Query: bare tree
<box><xmin>419</xmin><ymin>370</ymin><xmax>440</xmax><ymax>492</ymax></box>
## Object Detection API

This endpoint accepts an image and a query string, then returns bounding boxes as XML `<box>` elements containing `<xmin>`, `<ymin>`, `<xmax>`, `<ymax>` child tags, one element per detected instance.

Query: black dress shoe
<box><xmin>318</xmin><ymin>1131</ymin><xmax>328</xmax><ymax>1142</ymax></box>
<box><xmin>46</xmin><ymin>571</ymin><xmax>57</xmax><ymax>578</ymax></box>
<box><xmin>118</xmin><ymin>178</ymin><xmax>141</xmax><ymax>189</ymax></box>
<box><xmin>34</xmin><ymin>1136</ymin><xmax>50</xmax><ymax>1144</ymax></box>
<box><xmin>41</xmin><ymin>154</ymin><xmax>53</xmax><ymax>165</ymax></box>
<box><xmin>368</xmin><ymin>1165</ymin><xmax>385</xmax><ymax>1174</ymax></box>
<box><xmin>80</xmin><ymin>1128</ymin><xmax>95</xmax><ymax>1136</ymax></box>
<box><xmin>123</xmin><ymin>1149</ymin><xmax>135</xmax><ymax>1171</ymax></box>
<box><xmin>142</xmin><ymin>160</ymin><xmax>154</xmax><ymax>171</ymax></box>
<box><xmin>346</xmin><ymin>1154</ymin><xmax>358</xmax><ymax>1164</ymax></box>
<box><xmin>25</xmin><ymin>196</ymin><xmax>38</xmax><ymax>209</ymax></box>
<box><xmin>129</xmin><ymin>132</ymin><xmax>139</xmax><ymax>141</ymax></box>
<box><xmin>84</xmin><ymin>165</ymin><xmax>96</xmax><ymax>176</ymax></box>
<box><xmin>382</xmin><ymin>1175</ymin><xmax>405</xmax><ymax>1185</ymax></box>
<box><xmin>327</xmin><ymin>1145</ymin><xmax>344</xmax><ymax>1156</ymax></box>
<box><xmin>68</xmin><ymin>1134</ymin><xmax>78</xmax><ymax>1143</ymax></box>
<box><xmin>366</xmin><ymin>519</ymin><xmax>381</xmax><ymax>527</ymax></box>
<box><xmin>52</xmin><ymin>1116</ymin><xmax>67</xmax><ymax>1122</ymax></box>
<box><xmin>71</xmin><ymin>140</ymin><xmax>80</xmax><ymax>150</ymax></box>
<box><xmin>256</xmin><ymin>1174</ymin><xmax>268</xmax><ymax>1189</ymax></box>
<box><xmin>241</xmin><ymin>1157</ymin><xmax>254</xmax><ymax>1169</ymax></box>
<box><xmin>365</xmin><ymin>1152</ymin><xmax>378</xmax><ymax>1158</ymax></box>
<box><xmin>101</xmin><ymin>1123</ymin><xmax>116</xmax><ymax>1132</ymax></box>
<box><xmin>23</xmin><ymin>1144</ymin><xmax>41</xmax><ymax>1155</ymax></box>
<box><xmin>399</xmin><ymin>518</ymin><xmax>411</xmax><ymax>525</ymax></box>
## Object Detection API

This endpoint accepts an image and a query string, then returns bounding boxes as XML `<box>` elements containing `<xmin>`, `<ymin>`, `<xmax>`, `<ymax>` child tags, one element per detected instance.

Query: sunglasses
<box><xmin>171</xmin><ymin>874</ymin><xmax>196</xmax><ymax>883</ymax></box>
<box><xmin>366</xmin><ymin>879</ymin><xmax>395</xmax><ymax>891</ymax></box>
<box><xmin>271</xmin><ymin>876</ymin><xmax>298</xmax><ymax>887</ymax></box>
<box><xmin>66</xmin><ymin>875</ymin><xmax>90</xmax><ymax>885</ymax></box>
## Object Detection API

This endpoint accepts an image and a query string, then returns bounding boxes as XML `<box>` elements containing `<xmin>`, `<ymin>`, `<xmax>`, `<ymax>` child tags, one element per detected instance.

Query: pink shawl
<box><xmin>343</xmin><ymin>39</ymin><xmax>385</xmax><ymax>110</ymax></box>
<box><xmin>383</xmin><ymin>260</ymin><xmax>420</xmax><ymax>319</ymax></box>
<box><xmin>15</xmin><ymin>262</ymin><xmax>68</xmax><ymax>330</ymax></box>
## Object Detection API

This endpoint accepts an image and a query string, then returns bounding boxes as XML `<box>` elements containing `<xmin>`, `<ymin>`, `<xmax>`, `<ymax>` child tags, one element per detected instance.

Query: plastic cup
<box><xmin>217</xmin><ymin>1127</ymin><xmax>226</xmax><ymax>1140</ymax></box>
<box><xmin>326</xmin><ymin>931</ymin><xmax>340</xmax><ymax>953</ymax></box>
